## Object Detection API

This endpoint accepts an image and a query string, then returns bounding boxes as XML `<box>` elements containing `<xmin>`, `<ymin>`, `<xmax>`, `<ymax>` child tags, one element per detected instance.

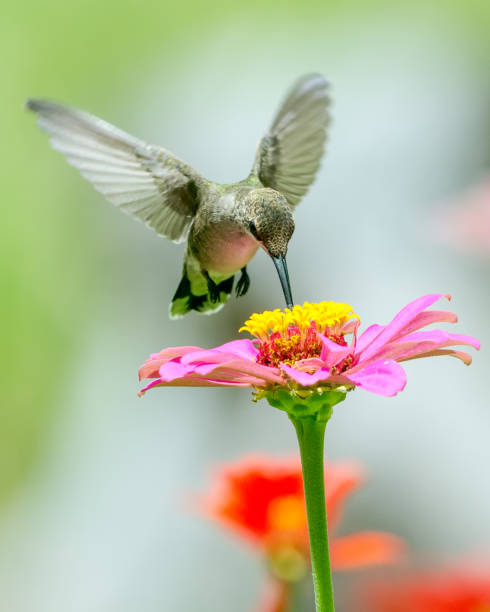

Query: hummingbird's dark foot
<box><xmin>204</xmin><ymin>271</ymin><xmax>221</xmax><ymax>303</ymax></box>
<box><xmin>235</xmin><ymin>267</ymin><xmax>250</xmax><ymax>298</ymax></box>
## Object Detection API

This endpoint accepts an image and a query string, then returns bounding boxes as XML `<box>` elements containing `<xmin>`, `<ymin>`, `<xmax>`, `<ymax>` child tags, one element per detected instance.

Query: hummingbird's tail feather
<box><xmin>169</xmin><ymin>259</ymin><xmax>234</xmax><ymax>319</ymax></box>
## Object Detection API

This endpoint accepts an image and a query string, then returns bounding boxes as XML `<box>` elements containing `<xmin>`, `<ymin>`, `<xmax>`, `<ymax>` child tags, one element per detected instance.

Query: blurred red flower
<box><xmin>200</xmin><ymin>455</ymin><xmax>404</xmax><ymax>611</ymax></box>
<box><xmin>361</xmin><ymin>562</ymin><xmax>490</xmax><ymax>611</ymax></box>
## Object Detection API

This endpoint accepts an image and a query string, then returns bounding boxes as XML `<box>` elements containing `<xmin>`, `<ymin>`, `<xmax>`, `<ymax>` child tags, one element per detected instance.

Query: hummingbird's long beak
<box><xmin>272</xmin><ymin>254</ymin><xmax>294</xmax><ymax>309</ymax></box>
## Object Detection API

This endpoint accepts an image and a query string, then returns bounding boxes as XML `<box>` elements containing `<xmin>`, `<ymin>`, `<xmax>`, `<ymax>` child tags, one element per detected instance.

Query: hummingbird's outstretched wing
<box><xmin>251</xmin><ymin>74</ymin><xmax>330</xmax><ymax>208</ymax></box>
<box><xmin>26</xmin><ymin>99</ymin><xmax>202</xmax><ymax>243</ymax></box>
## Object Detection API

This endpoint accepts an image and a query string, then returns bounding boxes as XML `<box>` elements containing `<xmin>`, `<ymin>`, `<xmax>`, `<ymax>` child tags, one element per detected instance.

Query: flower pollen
<box><xmin>239</xmin><ymin>302</ymin><xmax>358</xmax><ymax>369</ymax></box>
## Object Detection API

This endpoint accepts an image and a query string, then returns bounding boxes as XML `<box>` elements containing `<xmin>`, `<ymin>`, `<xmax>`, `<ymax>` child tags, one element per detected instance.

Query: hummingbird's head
<box><xmin>245</xmin><ymin>188</ymin><xmax>295</xmax><ymax>256</ymax></box>
<box><xmin>245</xmin><ymin>188</ymin><xmax>295</xmax><ymax>308</ymax></box>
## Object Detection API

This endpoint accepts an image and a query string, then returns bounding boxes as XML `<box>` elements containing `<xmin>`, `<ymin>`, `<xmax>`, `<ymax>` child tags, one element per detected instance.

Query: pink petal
<box><xmin>355</xmin><ymin>324</ymin><xmax>385</xmax><ymax>352</ymax></box>
<box><xmin>358</xmin><ymin>294</ymin><xmax>450</xmax><ymax>361</ymax></box>
<box><xmin>393</xmin><ymin>342</ymin><xmax>478</xmax><ymax>364</ymax></box>
<box><xmin>214</xmin><ymin>339</ymin><xmax>259</xmax><ymax>360</ymax></box>
<box><xmin>342</xmin><ymin>319</ymin><xmax>360</xmax><ymax>334</ymax></box>
<box><xmin>139</xmin><ymin>346</ymin><xmax>201</xmax><ymax>379</ymax></box>
<box><xmin>159</xmin><ymin>361</ymin><xmax>196</xmax><ymax>382</ymax></box>
<box><xmin>295</xmin><ymin>357</ymin><xmax>325</xmax><ymax>370</ymax></box>
<box><xmin>181</xmin><ymin>349</ymin><xmax>243</xmax><ymax>366</ymax></box>
<box><xmin>281</xmin><ymin>364</ymin><xmax>331</xmax><ymax>386</ymax></box>
<box><xmin>159</xmin><ymin>377</ymin><xmax>251</xmax><ymax>387</ymax></box>
<box><xmin>401</xmin><ymin>348</ymin><xmax>475</xmax><ymax>365</ymax></box>
<box><xmin>201</xmin><ymin>376</ymin><xmax>261</xmax><ymax>385</ymax></box>
<box><xmin>394</xmin><ymin>310</ymin><xmax>458</xmax><ymax>337</ymax></box>
<box><xmin>179</xmin><ymin>341</ymin><xmax>259</xmax><ymax>368</ymax></box>
<box><xmin>195</xmin><ymin>359</ymin><xmax>283</xmax><ymax>385</ymax></box>
<box><xmin>319</xmin><ymin>335</ymin><xmax>354</xmax><ymax>367</ymax></box>
<box><xmin>138</xmin><ymin>379</ymin><xmax>165</xmax><ymax>395</ymax></box>
<box><xmin>436</xmin><ymin>332</ymin><xmax>480</xmax><ymax>350</ymax></box>
<box><xmin>150</xmin><ymin>346</ymin><xmax>201</xmax><ymax>360</ymax></box>
<box><xmin>353</xmin><ymin>330</ymin><xmax>480</xmax><ymax>369</ymax></box>
<box><xmin>138</xmin><ymin>376</ymin><xmax>249</xmax><ymax>394</ymax></box>
<box><xmin>346</xmin><ymin>360</ymin><xmax>407</xmax><ymax>396</ymax></box>
<box><xmin>207</xmin><ymin>370</ymin><xmax>275</xmax><ymax>385</ymax></box>
<box><xmin>352</xmin><ymin>331</ymin><xmax>452</xmax><ymax>368</ymax></box>
<box><xmin>401</xmin><ymin>330</ymin><xmax>480</xmax><ymax>349</ymax></box>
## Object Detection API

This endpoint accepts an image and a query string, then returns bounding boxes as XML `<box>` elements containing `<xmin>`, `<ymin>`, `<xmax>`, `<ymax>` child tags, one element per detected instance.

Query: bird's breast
<box><xmin>191</xmin><ymin>224</ymin><xmax>259</xmax><ymax>275</ymax></box>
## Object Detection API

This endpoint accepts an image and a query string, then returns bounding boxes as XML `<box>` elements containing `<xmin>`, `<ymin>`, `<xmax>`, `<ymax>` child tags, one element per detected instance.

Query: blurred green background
<box><xmin>1</xmin><ymin>1</ymin><xmax>489</xmax><ymax>610</ymax></box>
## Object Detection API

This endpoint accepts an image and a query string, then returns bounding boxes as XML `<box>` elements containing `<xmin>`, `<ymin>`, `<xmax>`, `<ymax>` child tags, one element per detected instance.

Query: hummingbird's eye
<box><xmin>249</xmin><ymin>220</ymin><xmax>260</xmax><ymax>240</ymax></box>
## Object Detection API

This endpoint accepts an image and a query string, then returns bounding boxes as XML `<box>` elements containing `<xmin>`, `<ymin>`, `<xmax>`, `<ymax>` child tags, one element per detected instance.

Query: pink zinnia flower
<box><xmin>139</xmin><ymin>294</ymin><xmax>479</xmax><ymax>398</ymax></box>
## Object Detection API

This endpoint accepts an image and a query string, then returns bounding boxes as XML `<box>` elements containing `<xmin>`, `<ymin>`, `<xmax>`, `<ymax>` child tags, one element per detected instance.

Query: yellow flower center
<box><xmin>267</xmin><ymin>495</ymin><xmax>307</xmax><ymax>531</ymax></box>
<box><xmin>240</xmin><ymin>302</ymin><xmax>359</xmax><ymax>369</ymax></box>
<box><xmin>240</xmin><ymin>302</ymin><xmax>358</xmax><ymax>339</ymax></box>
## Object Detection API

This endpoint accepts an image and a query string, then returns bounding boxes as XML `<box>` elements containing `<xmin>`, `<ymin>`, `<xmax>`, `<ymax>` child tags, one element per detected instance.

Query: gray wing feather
<box><xmin>26</xmin><ymin>99</ymin><xmax>202</xmax><ymax>242</ymax></box>
<box><xmin>252</xmin><ymin>74</ymin><xmax>331</xmax><ymax>208</ymax></box>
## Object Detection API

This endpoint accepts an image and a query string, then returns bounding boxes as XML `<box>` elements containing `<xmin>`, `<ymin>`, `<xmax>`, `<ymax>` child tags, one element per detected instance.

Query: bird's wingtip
<box><xmin>25</xmin><ymin>98</ymin><xmax>59</xmax><ymax>115</ymax></box>
<box><xmin>25</xmin><ymin>98</ymin><xmax>43</xmax><ymax>113</ymax></box>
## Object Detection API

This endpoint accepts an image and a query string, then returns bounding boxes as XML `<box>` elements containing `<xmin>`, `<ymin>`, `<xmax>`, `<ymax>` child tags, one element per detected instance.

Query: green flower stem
<box><xmin>263</xmin><ymin>387</ymin><xmax>346</xmax><ymax>612</ymax></box>
<box><xmin>290</xmin><ymin>415</ymin><xmax>335</xmax><ymax>612</ymax></box>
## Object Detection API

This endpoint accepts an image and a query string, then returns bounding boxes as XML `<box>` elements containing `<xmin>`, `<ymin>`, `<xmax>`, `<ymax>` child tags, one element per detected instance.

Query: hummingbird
<box><xmin>27</xmin><ymin>74</ymin><xmax>330</xmax><ymax>317</ymax></box>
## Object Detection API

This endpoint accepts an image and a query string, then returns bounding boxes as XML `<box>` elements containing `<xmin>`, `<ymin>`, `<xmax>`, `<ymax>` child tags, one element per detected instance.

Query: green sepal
<box><xmin>261</xmin><ymin>387</ymin><xmax>347</xmax><ymax>422</ymax></box>
<box><xmin>267</xmin><ymin>545</ymin><xmax>308</xmax><ymax>583</ymax></box>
